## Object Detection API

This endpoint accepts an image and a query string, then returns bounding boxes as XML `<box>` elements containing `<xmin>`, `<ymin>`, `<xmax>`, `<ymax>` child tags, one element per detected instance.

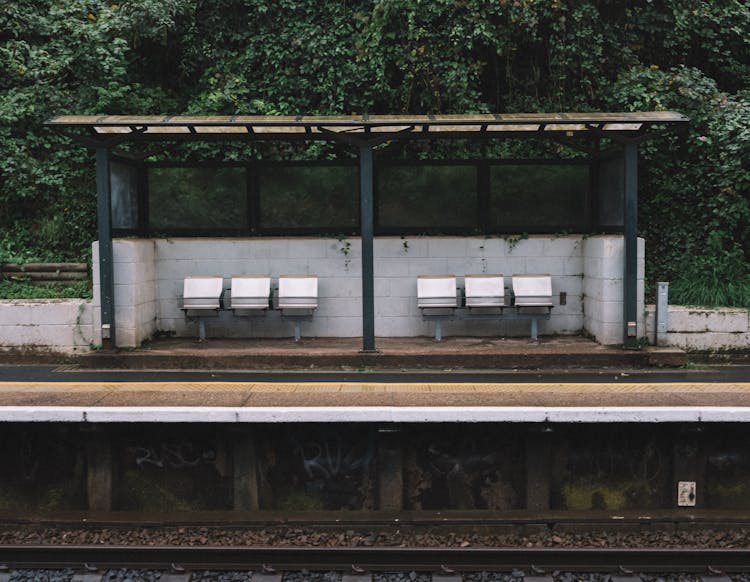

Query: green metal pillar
<box><xmin>623</xmin><ymin>142</ymin><xmax>638</xmax><ymax>349</ymax></box>
<box><xmin>95</xmin><ymin>147</ymin><xmax>116</xmax><ymax>348</ymax></box>
<box><xmin>359</xmin><ymin>145</ymin><xmax>376</xmax><ymax>352</ymax></box>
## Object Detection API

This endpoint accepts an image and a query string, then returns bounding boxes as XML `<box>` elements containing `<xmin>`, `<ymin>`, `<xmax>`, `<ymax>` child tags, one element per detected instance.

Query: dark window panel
<box><xmin>489</xmin><ymin>164</ymin><xmax>590</xmax><ymax>230</ymax></box>
<box><xmin>110</xmin><ymin>161</ymin><xmax>139</xmax><ymax>230</ymax></box>
<box><xmin>148</xmin><ymin>167</ymin><xmax>248</xmax><ymax>230</ymax></box>
<box><xmin>257</xmin><ymin>165</ymin><xmax>358</xmax><ymax>230</ymax></box>
<box><xmin>377</xmin><ymin>165</ymin><xmax>477</xmax><ymax>229</ymax></box>
<box><xmin>597</xmin><ymin>156</ymin><xmax>625</xmax><ymax>228</ymax></box>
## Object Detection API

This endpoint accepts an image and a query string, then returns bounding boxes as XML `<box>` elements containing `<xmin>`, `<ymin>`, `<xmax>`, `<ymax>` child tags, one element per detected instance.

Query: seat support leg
<box><xmin>435</xmin><ymin>321</ymin><xmax>443</xmax><ymax>342</ymax></box>
<box><xmin>530</xmin><ymin>317</ymin><xmax>538</xmax><ymax>341</ymax></box>
<box><xmin>294</xmin><ymin>320</ymin><xmax>301</xmax><ymax>342</ymax></box>
<box><xmin>198</xmin><ymin>319</ymin><xmax>207</xmax><ymax>342</ymax></box>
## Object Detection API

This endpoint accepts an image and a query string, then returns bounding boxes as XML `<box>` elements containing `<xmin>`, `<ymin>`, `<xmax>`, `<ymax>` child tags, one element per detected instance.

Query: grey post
<box><xmin>359</xmin><ymin>144</ymin><xmax>376</xmax><ymax>352</ymax></box>
<box><xmin>656</xmin><ymin>281</ymin><xmax>669</xmax><ymax>346</ymax></box>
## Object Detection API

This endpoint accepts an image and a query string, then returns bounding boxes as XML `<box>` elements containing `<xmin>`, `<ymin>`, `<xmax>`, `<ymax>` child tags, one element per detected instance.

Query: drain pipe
<box><xmin>655</xmin><ymin>281</ymin><xmax>669</xmax><ymax>346</ymax></box>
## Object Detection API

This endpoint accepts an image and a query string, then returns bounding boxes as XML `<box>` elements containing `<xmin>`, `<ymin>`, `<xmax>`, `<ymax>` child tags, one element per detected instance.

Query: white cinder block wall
<box><xmin>0</xmin><ymin>299</ymin><xmax>94</xmax><ymax>353</ymax></box>
<box><xmin>582</xmin><ymin>236</ymin><xmax>645</xmax><ymax>345</ymax></box>
<box><xmin>94</xmin><ymin>235</ymin><xmax>639</xmax><ymax>347</ymax></box>
<box><xmin>645</xmin><ymin>305</ymin><xmax>750</xmax><ymax>350</ymax></box>
<box><xmin>92</xmin><ymin>239</ymin><xmax>157</xmax><ymax>346</ymax></box>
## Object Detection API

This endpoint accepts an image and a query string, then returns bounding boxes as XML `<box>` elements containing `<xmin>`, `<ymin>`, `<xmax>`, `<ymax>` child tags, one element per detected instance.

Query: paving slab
<box><xmin>73</xmin><ymin>336</ymin><xmax>686</xmax><ymax>370</ymax></box>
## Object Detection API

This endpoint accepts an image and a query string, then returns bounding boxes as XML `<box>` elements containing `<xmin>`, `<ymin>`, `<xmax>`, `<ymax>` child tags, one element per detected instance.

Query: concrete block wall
<box><xmin>94</xmin><ymin>235</ymin><xmax>634</xmax><ymax>347</ymax></box>
<box><xmin>93</xmin><ymin>239</ymin><xmax>157</xmax><ymax>347</ymax></box>
<box><xmin>94</xmin><ymin>236</ymin><xmax>584</xmax><ymax>347</ymax></box>
<box><xmin>582</xmin><ymin>236</ymin><xmax>645</xmax><ymax>345</ymax></box>
<box><xmin>0</xmin><ymin>299</ymin><xmax>94</xmax><ymax>354</ymax></box>
<box><xmin>645</xmin><ymin>305</ymin><xmax>750</xmax><ymax>350</ymax></box>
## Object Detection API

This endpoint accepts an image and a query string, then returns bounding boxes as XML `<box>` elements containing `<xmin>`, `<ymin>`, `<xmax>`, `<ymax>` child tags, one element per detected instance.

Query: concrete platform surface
<box><xmin>1</xmin><ymin>377</ymin><xmax>750</xmax><ymax>423</ymax></box>
<box><xmin>75</xmin><ymin>336</ymin><xmax>687</xmax><ymax>370</ymax></box>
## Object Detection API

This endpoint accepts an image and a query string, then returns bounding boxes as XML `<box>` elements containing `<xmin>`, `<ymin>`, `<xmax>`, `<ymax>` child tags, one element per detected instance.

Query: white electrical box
<box><xmin>677</xmin><ymin>481</ymin><xmax>696</xmax><ymax>506</ymax></box>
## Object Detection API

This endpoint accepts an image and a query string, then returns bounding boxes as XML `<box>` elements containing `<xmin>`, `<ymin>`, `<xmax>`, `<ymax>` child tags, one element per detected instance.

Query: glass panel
<box><xmin>489</xmin><ymin>164</ymin><xmax>590</xmax><ymax>230</ymax></box>
<box><xmin>110</xmin><ymin>161</ymin><xmax>139</xmax><ymax>230</ymax></box>
<box><xmin>377</xmin><ymin>165</ymin><xmax>477</xmax><ymax>228</ymax></box>
<box><xmin>597</xmin><ymin>156</ymin><xmax>624</xmax><ymax>227</ymax></box>
<box><xmin>258</xmin><ymin>165</ymin><xmax>358</xmax><ymax>229</ymax></box>
<box><xmin>148</xmin><ymin>167</ymin><xmax>247</xmax><ymax>230</ymax></box>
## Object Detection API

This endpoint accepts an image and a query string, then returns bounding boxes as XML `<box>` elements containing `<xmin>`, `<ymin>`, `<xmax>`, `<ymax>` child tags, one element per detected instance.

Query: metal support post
<box><xmin>530</xmin><ymin>317</ymin><xmax>538</xmax><ymax>341</ymax></box>
<box><xmin>198</xmin><ymin>319</ymin><xmax>207</xmax><ymax>342</ymax></box>
<box><xmin>623</xmin><ymin>142</ymin><xmax>639</xmax><ymax>349</ymax></box>
<box><xmin>656</xmin><ymin>281</ymin><xmax>669</xmax><ymax>346</ymax></box>
<box><xmin>95</xmin><ymin>147</ymin><xmax>116</xmax><ymax>349</ymax></box>
<box><xmin>359</xmin><ymin>145</ymin><xmax>376</xmax><ymax>352</ymax></box>
<box><xmin>434</xmin><ymin>320</ymin><xmax>443</xmax><ymax>342</ymax></box>
<box><xmin>293</xmin><ymin>320</ymin><xmax>301</xmax><ymax>342</ymax></box>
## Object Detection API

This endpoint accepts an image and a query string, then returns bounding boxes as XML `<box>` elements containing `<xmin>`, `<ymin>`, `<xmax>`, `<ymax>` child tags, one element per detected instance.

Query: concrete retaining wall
<box><xmin>0</xmin><ymin>299</ymin><xmax>94</xmax><ymax>354</ymax></box>
<box><xmin>645</xmin><ymin>305</ymin><xmax>750</xmax><ymax>350</ymax></box>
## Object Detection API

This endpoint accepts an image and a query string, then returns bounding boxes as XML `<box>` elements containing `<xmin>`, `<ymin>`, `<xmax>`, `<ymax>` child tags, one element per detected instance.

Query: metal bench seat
<box><xmin>465</xmin><ymin>274</ymin><xmax>505</xmax><ymax>308</ymax></box>
<box><xmin>181</xmin><ymin>276</ymin><xmax>224</xmax><ymax>341</ymax></box>
<box><xmin>278</xmin><ymin>275</ymin><xmax>318</xmax><ymax>309</ymax></box>
<box><xmin>278</xmin><ymin>275</ymin><xmax>318</xmax><ymax>340</ymax></box>
<box><xmin>181</xmin><ymin>276</ymin><xmax>223</xmax><ymax>311</ymax></box>
<box><xmin>512</xmin><ymin>274</ymin><xmax>553</xmax><ymax>307</ymax></box>
<box><xmin>229</xmin><ymin>275</ymin><xmax>271</xmax><ymax>310</ymax></box>
<box><xmin>418</xmin><ymin>273</ymin><xmax>554</xmax><ymax>341</ymax></box>
<box><xmin>417</xmin><ymin>275</ymin><xmax>458</xmax><ymax>308</ymax></box>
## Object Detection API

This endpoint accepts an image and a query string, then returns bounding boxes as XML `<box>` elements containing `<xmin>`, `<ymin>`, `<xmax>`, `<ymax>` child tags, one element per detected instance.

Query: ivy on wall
<box><xmin>1</xmin><ymin>0</ymin><xmax>748</xmax><ymax>305</ymax></box>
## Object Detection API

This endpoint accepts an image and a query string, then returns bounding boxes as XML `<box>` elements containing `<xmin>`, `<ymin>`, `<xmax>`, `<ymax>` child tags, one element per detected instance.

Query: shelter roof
<box><xmin>46</xmin><ymin>112</ymin><xmax>688</xmax><ymax>145</ymax></box>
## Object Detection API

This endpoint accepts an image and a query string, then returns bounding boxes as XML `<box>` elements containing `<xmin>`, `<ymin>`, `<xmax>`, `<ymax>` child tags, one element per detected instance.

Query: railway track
<box><xmin>2</xmin><ymin>546</ymin><xmax>750</xmax><ymax>573</ymax></box>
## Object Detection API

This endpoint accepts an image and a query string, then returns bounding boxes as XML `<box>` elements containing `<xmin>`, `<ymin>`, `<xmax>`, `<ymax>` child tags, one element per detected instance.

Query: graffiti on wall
<box><xmin>131</xmin><ymin>442</ymin><xmax>218</xmax><ymax>470</ymax></box>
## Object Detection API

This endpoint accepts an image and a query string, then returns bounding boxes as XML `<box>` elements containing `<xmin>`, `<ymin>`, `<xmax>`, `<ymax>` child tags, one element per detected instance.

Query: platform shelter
<box><xmin>47</xmin><ymin>113</ymin><xmax>688</xmax><ymax>350</ymax></box>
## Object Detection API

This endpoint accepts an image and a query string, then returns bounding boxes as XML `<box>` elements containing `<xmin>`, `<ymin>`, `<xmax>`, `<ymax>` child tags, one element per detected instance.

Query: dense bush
<box><xmin>1</xmin><ymin>0</ymin><xmax>748</xmax><ymax>305</ymax></box>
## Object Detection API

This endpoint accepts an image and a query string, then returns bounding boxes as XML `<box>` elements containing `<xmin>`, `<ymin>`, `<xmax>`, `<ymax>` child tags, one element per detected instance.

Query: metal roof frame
<box><xmin>47</xmin><ymin>112</ymin><xmax>688</xmax><ymax>148</ymax></box>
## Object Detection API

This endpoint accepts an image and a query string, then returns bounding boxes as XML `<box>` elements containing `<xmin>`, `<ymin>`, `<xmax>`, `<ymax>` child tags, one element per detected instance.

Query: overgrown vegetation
<box><xmin>1</xmin><ymin>1</ymin><xmax>748</xmax><ymax>306</ymax></box>
<box><xmin>0</xmin><ymin>279</ymin><xmax>92</xmax><ymax>300</ymax></box>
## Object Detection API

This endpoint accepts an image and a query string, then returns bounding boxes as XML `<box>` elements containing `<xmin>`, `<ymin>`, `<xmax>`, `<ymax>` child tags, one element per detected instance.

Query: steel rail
<box><xmin>2</xmin><ymin>546</ymin><xmax>750</xmax><ymax>573</ymax></box>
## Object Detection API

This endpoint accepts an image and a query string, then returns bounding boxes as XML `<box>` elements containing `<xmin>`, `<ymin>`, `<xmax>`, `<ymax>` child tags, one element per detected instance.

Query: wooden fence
<box><xmin>0</xmin><ymin>263</ymin><xmax>88</xmax><ymax>285</ymax></box>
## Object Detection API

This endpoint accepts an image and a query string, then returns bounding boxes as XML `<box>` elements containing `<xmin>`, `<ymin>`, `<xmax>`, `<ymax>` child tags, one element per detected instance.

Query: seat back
<box><xmin>278</xmin><ymin>275</ymin><xmax>318</xmax><ymax>309</ymax></box>
<box><xmin>512</xmin><ymin>274</ymin><xmax>553</xmax><ymax>307</ymax></box>
<box><xmin>182</xmin><ymin>276</ymin><xmax>223</xmax><ymax>310</ymax></box>
<box><xmin>417</xmin><ymin>275</ymin><xmax>457</xmax><ymax>308</ymax></box>
<box><xmin>230</xmin><ymin>275</ymin><xmax>271</xmax><ymax>309</ymax></box>
<box><xmin>465</xmin><ymin>274</ymin><xmax>505</xmax><ymax>307</ymax></box>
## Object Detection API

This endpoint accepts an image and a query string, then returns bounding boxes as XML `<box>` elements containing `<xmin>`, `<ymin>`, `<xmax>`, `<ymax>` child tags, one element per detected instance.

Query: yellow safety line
<box><xmin>0</xmin><ymin>381</ymin><xmax>749</xmax><ymax>389</ymax></box>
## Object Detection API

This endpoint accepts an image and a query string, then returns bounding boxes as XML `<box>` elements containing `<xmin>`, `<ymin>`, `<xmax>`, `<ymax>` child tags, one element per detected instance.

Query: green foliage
<box><xmin>0</xmin><ymin>279</ymin><xmax>91</xmax><ymax>299</ymax></box>
<box><xmin>1</xmin><ymin>0</ymin><xmax>749</xmax><ymax>305</ymax></box>
<box><xmin>670</xmin><ymin>233</ymin><xmax>750</xmax><ymax>309</ymax></box>
<box><xmin>605</xmin><ymin>66</ymin><xmax>750</xmax><ymax>305</ymax></box>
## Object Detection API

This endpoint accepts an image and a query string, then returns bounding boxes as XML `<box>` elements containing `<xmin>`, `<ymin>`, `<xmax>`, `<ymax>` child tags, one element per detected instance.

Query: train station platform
<box><xmin>2</xmin><ymin>336</ymin><xmax>748</xmax><ymax>423</ymax></box>
<box><xmin>0</xmin><ymin>363</ymin><xmax>749</xmax><ymax>423</ymax></box>
<box><xmin>72</xmin><ymin>336</ymin><xmax>689</xmax><ymax>370</ymax></box>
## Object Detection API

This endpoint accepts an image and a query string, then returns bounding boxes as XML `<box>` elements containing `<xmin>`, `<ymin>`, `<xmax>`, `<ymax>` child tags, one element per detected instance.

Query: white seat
<box><xmin>230</xmin><ymin>275</ymin><xmax>271</xmax><ymax>310</ymax></box>
<box><xmin>278</xmin><ymin>275</ymin><xmax>318</xmax><ymax>309</ymax></box>
<box><xmin>512</xmin><ymin>274</ymin><xmax>553</xmax><ymax>307</ymax></box>
<box><xmin>465</xmin><ymin>274</ymin><xmax>505</xmax><ymax>307</ymax></box>
<box><xmin>417</xmin><ymin>275</ymin><xmax>457</xmax><ymax>308</ymax></box>
<box><xmin>181</xmin><ymin>276</ymin><xmax>223</xmax><ymax>311</ymax></box>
